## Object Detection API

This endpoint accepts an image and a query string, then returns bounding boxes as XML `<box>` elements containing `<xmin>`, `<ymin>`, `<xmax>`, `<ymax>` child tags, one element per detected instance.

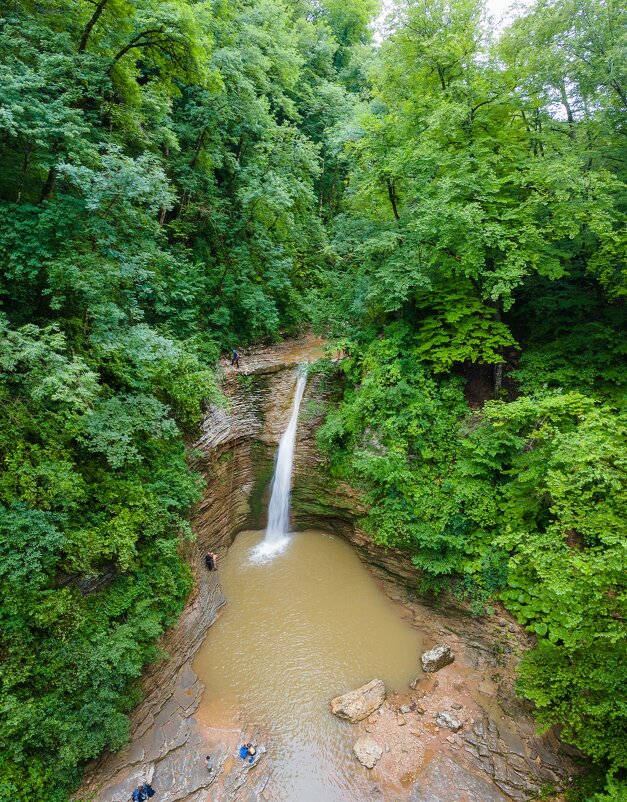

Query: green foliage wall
<box><xmin>314</xmin><ymin>0</ymin><xmax>627</xmax><ymax>797</ymax></box>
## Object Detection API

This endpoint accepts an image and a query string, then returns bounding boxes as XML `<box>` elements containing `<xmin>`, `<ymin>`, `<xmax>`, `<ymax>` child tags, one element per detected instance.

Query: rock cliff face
<box><xmin>78</xmin><ymin>338</ymin><xmax>580</xmax><ymax>802</ymax></box>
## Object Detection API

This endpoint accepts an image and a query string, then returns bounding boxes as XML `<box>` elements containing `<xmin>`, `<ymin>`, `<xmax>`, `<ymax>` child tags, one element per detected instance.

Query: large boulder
<box><xmin>330</xmin><ymin>679</ymin><xmax>386</xmax><ymax>723</ymax></box>
<box><xmin>421</xmin><ymin>645</ymin><xmax>454</xmax><ymax>673</ymax></box>
<box><xmin>353</xmin><ymin>737</ymin><xmax>383</xmax><ymax>769</ymax></box>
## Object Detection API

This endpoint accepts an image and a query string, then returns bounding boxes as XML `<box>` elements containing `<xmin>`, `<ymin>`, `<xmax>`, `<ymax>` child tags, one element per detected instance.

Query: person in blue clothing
<box><xmin>132</xmin><ymin>782</ymin><xmax>155</xmax><ymax>801</ymax></box>
<box><xmin>239</xmin><ymin>742</ymin><xmax>256</xmax><ymax>763</ymax></box>
<box><xmin>231</xmin><ymin>348</ymin><xmax>240</xmax><ymax>368</ymax></box>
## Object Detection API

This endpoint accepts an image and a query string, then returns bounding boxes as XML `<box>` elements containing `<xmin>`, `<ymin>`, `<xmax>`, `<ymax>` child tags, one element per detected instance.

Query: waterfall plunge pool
<box><xmin>192</xmin><ymin>528</ymin><xmax>425</xmax><ymax>802</ymax></box>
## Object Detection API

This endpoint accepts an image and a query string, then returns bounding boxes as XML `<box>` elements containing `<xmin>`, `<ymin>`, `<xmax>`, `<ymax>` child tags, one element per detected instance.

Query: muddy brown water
<box><xmin>193</xmin><ymin>529</ymin><xmax>425</xmax><ymax>802</ymax></box>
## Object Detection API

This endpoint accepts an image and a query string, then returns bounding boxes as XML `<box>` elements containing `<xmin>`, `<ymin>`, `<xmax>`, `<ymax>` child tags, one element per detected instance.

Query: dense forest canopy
<box><xmin>0</xmin><ymin>0</ymin><xmax>625</xmax><ymax>800</ymax></box>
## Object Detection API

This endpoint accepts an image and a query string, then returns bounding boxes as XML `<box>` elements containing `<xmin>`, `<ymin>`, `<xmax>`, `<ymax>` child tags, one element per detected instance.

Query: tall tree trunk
<box><xmin>611</xmin><ymin>79</ymin><xmax>627</xmax><ymax>108</ymax></box>
<box><xmin>492</xmin><ymin>301</ymin><xmax>505</xmax><ymax>397</ymax></box>
<box><xmin>39</xmin><ymin>165</ymin><xmax>57</xmax><ymax>203</ymax></box>
<box><xmin>559</xmin><ymin>81</ymin><xmax>576</xmax><ymax>138</ymax></box>
<box><xmin>189</xmin><ymin>127</ymin><xmax>207</xmax><ymax>169</ymax></box>
<box><xmin>494</xmin><ymin>362</ymin><xmax>503</xmax><ymax>396</ymax></box>
<box><xmin>329</xmin><ymin>160</ymin><xmax>339</xmax><ymax>214</ymax></box>
<box><xmin>386</xmin><ymin>178</ymin><xmax>400</xmax><ymax>221</ymax></box>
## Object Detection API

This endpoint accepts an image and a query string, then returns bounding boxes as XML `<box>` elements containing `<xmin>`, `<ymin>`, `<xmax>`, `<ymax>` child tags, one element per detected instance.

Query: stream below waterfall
<box><xmin>192</xmin><ymin>529</ymin><xmax>425</xmax><ymax>802</ymax></box>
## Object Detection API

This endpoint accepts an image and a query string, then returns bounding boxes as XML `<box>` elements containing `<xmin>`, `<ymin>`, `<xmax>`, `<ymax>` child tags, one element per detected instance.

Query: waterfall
<box><xmin>253</xmin><ymin>366</ymin><xmax>307</xmax><ymax>561</ymax></box>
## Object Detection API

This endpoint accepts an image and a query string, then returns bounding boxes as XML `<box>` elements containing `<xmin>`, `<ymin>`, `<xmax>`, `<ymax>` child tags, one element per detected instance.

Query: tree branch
<box><xmin>78</xmin><ymin>0</ymin><xmax>111</xmax><ymax>53</ymax></box>
<box><xmin>110</xmin><ymin>28</ymin><xmax>166</xmax><ymax>67</ymax></box>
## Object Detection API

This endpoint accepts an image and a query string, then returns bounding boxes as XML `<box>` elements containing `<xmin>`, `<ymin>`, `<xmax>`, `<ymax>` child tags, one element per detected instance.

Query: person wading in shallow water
<box><xmin>205</xmin><ymin>551</ymin><xmax>217</xmax><ymax>571</ymax></box>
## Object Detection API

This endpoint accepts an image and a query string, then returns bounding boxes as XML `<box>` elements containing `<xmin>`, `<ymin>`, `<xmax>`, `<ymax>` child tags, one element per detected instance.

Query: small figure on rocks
<box><xmin>231</xmin><ymin>348</ymin><xmax>240</xmax><ymax>368</ymax></box>
<box><xmin>205</xmin><ymin>755</ymin><xmax>213</xmax><ymax>772</ymax></box>
<box><xmin>205</xmin><ymin>551</ymin><xmax>217</xmax><ymax>571</ymax></box>
<box><xmin>132</xmin><ymin>783</ymin><xmax>155</xmax><ymax>801</ymax></box>
<box><xmin>239</xmin><ymin>742</ymin><xmax>257</xmax><ymax>763</ymax></box>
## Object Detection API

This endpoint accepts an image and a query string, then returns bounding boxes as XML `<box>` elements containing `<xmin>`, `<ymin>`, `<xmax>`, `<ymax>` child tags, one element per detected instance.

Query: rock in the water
<box><xmin>421</xmin><ymin>645</ymin><xmax>454</xmax><ymax>673</ymax></box>
<box><xmin>353</xmin><ymin>737</ymin><xmax>383</xmax><ymax>769</ymax></box>
<box><xmin>331</xmin><ymin>679</ymin><xmax>386</xmax><ymax>723</ymax></box>
<box><xmin>400</xmin><ymin>704</ymin><xmax>411</xmax><ymax>714</ymax></box>
<box><xmin>436</xmin><ymin>711</ymin><xmax>463</xmax><ymax>732</ymax></box>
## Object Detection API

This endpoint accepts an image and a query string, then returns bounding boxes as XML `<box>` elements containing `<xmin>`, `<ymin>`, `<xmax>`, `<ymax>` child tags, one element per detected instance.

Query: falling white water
<box><xmin>252</xmin><ymin>366</ymin><xmax>307</xmax><ymax>562</ymax></box>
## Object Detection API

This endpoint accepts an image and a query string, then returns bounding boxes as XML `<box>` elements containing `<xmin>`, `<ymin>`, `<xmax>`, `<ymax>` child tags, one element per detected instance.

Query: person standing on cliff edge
<box><xmin>205</xmin><ymin>551</ymin><xmax>217</xmax><ymax>571</ymax></box>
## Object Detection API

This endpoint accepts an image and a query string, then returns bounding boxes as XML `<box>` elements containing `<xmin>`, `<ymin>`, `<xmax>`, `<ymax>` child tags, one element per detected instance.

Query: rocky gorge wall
<box><xmin>77</xmin><ymin>339</ymin><xmax>325</xmax><ymax>802</ymax></box>
<box><xmin>78</xmin><ymin>338</ymin><xmax>581</xmax><ymax>802</ymax></box>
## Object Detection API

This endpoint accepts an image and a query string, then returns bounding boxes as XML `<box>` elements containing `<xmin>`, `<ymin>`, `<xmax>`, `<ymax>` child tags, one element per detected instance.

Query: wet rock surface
<box><xmin>410</xmin><ymin>754</ymin><xmax>511</xmax><ymax>802</ymax></box>
<box><xmin>330</xmin><ymin>679</ymin><xmax>387</xmax><ymax>723</ymax></box>
<box><xmin>77</xmin><ymin>336</ymin><xmax>581</xmax><ymax>802</ymax></box>
<box><xmin>461</xmin><ymin>716</ymin><xmax>572</xmax><ymax>801</ymax></box>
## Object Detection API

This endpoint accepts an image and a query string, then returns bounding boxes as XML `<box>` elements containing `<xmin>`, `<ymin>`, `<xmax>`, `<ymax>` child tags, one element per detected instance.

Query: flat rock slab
<box><xmin>410</xmin><ymin>755</ymin><xmax>510</xmax><ymax>802</ymax></box>
<box><xmin>353</xmin><ymin>737</ymin><xmax>383</xmax><ymax>769</ymax></box>
<box><xmin>331</xmin><ymin>679</ymin><xmax>386</xmax><ymax>723</ymax></box>
<box><xmin>421</xmin><ymin>645</ymin><xmax>454</xmax><ymax>673</ymax></box>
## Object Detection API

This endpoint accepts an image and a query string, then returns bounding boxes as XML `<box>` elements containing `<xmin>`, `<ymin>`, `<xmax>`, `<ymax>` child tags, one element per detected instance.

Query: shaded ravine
<box><xmin>77</xmin><ymin>336</ymin><xmax>579</xmax><ymax>802</ymax></box>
